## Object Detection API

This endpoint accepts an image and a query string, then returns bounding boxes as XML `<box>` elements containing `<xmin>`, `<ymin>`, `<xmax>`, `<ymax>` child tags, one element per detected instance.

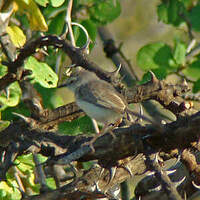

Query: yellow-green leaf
<box><xmin>6</xmin><ymin>25</ymin><xmax>26</xmax><ymax>48</ymax></box>
<box><xmin>0</xmin><ymin>81</ymin><xmax>22</xmax><ymax>107</ymax></box>
<box><xmin>0</xmin><ymin>65</ymin><xmax>8</xmax><ymax>78</ymax></box>
<box><xmin>15</xmin><ymin>0</ymin><xmax>48</xmax><ymax>31</ymax></box>
<box><xmin>24</xmin><ymin>56</ymin><xmax>58</xmax><ymax>88</ymax></box>
<box><xmin>0</xmin><ymin>120</ymin><xmax>10</xmax><ymax>131</ymax></box>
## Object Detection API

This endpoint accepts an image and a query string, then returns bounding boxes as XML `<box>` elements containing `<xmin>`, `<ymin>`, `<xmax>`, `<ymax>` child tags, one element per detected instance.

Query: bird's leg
<box><xmin>81</xmin><ymin>123</ymin><xmax>110</xmax><ymax>153</ymax></box>
<box><xmin>82</xmin><ymin>118</ymin><xmax>122</xmax><ymax>153</ymax></box>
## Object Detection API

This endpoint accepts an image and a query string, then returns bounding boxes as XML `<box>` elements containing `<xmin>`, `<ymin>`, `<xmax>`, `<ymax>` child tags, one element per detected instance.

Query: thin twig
<box><xmin>13</xmin><ymin>166</ymin><xmax>25</xmax><ymax>193</ymax></box>
<box><xmin>65</xmin><ymin>0</ymin><xmax>76</xmax><ymax>46</ymax></box>
<box><xmin>33</xmin><ymin>154</ymin><xmax>48</xmax><ymax>190</ymax></box>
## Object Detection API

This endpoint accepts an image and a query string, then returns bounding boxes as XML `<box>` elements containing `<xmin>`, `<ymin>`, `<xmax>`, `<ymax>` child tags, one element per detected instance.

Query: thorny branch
<box><xmin>1</xmin><ymin>109</ymin><xmax>200</xmax><ymax>195</ymax></box>
<box><xmin>0</xmin><ymin>34</ymin><xmax>199</xmax><ymax>199</ymax></box>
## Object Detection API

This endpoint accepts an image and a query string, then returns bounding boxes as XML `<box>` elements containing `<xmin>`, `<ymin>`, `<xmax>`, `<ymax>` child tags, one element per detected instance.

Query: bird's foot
<box><xmin>82</xmin><ymin>134</ymin><xmax>99</xmax><ymax>153</ymax></box>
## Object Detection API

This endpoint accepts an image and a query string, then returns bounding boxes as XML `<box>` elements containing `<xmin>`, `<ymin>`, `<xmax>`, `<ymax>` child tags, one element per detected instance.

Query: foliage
<box><xmin>1</xmin><ymin>0</ymin><xmax>200</xmax><ymax>199</ymax></box>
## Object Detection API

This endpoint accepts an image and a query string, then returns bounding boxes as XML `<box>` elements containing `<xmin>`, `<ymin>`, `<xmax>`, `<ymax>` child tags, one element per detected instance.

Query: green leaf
<box><xmin>140</xmin><ymin>69</ymin><xmax>167</xmax><ymax>84</ymax></box>
<box><xmin>1</xmin><ymin>102</ymin><xmax>30</xmax><ymax>121</ymax></box>
<box><xmin>157</xmin><ymin>3</ymin><xmax>168</xmax><ymax>24</ymax></box>
<box><xmin>82</xmin><ymin>161</ymin><xmax>94</xmax><ymax>170</ymax></box>
<box><xmin>137</xmin><ymin>42</ymin><xmax>176</xmax><ymax>71</ymax></box>
<box><xmin>59</xmin><ymin>116</ymin><xmax>94</xmax><ymax>135</ymax></box>
<box><xmin>34</xmin><ymin>83</ymin><xmax>62</xmax><ymax>109</ymax></box>
<box><xmin>50</xmin><ymin>0</ymin><xmax>65</xmax><ymax>7</ymax></box>
<box><xmin>181</xmin><ymin>0</ymin><xmax>195</xmax><ymax>9</ymax></box>
<box><xmin>48</xmin><ymin>11</ymin><xmax>65</xmax><ymax>35</ymax></box>
<box><xmin>0</xmin><ymin>120</ymin><xmax>10</xmax><ymax>131</ymax></box>
<box><xmin>0</xmin><ymin>189</ymin><xmax>6</xmax><ymax>198</ymax></box>
<box><xmin>157</xmin><ymin>0</ymin><xmax>185</xmax><ymax>26</ymax></box>
<box><xmin>188</xmin><ymin>4</ymin><xmax>200</xmax><ymax>32</ymax></box>
<box><xmin>16</xmin><ymin>154</ymin><xmax>35</xmax><ymax>168</ymax></box>
<box><xmin>0</xmin><ymin>181</ymin><xmax>21</xmax><ymax>200</ymax></box>
<box><xmin>76</xmin><ymin>19</ymin><xmax>97</xmax><ymax>49</ymax></box>
<box><xmin>182</xmin><ymin>60</ymin><xmax>200</xmax><ymax>80</ymax></box>
<box><xmin>34</xmin><ymin>0</ymin><xmax>49</xmax><ymax>7</ymax></box>
<box><xmin>37</xmin><ymin>154</ymin><xmax>48</xmax><ymax>163</ymax></box>
<box><xmin>193</xmin><ymin>79</ymin><xmax>200</xmax><ymax>93</ymax></box>
<box><xmin>46</xmin><ymin>178</ymin><xmax>56</xmax><ymax>189</ymax></box>
<box><xmin>89</xmin><ymin>0</ymin><xmax>121</xmax><ymax>25</ymax></box>
<box><xmin>43</xmin><ymin>2</ymin><xmax>67</xmax><ymax>18</ymax></box>
<box><xmin>0</xmin><ymin>82</ymin><xmax>21</xmax><ymax>108</ymax></box>
<box><xmin>0</xmin><ymin>65</ymin><xmax>8</xmax><ymax>78</ymax></box>
<box><xmin>24</xmin><ymin>56</ymin><xmax>58</xmax><ymax>88</ymax></box>
<box><xmin>173</xmin><ymin>39</ymin><xmax>186</xmax><ymax>65</ymax></box>
<box><xmin>13</xmin><ymin>154</ymin><xmax>40</xmax><ymax>194</ymax></box>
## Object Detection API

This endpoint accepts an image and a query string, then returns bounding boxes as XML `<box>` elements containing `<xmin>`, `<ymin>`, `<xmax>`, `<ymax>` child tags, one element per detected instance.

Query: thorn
<box><xmin>192</xmin><ymin>180</ymin><xmax>200</xmax><ymax>189</ymax></box>
<box><xmin>12</xmin><ymin>112</ymin><xmax>31</xmax><ymax>123</ymax></box>
<box><xmin>171</xmin><ymin>154</ymin><xmax>181</xmax><ymax>168</ymax></box>
<box><xmin>186</xmin><ymin>38</ymin><xmax>196</xmax><ymax>53</ymax></box>
<box><xmin>139</xmin><ymin>104</ymin><xmax>144</xmax><ymax>116</ymax></box>
<box><xmin>92</xmin><ymin>181</ymin><xmax>101</xmax><ymax>192</ymax></box>
<box><xmin>113</xmin><ymin>64</ymin><xmax>121</xmax><ymax>77</ymax></box>
<box><xmin>174</xmin><ymin>176</ymin><xmax>186</xmax><ymax>188</ymax></box>
<box><xmin>149</xmin><ymin>70</ymin><xmax>158</xmax><ymax>83</ymax></box>
<box><xmin>154</xmin><ymin>153</ymin><xmax>159</xmax><ymax>164</ymax></box>
<box><xmin>182</xmin><ymin>78</ymin><xmax>188</xmax><ymax>87</ymax></box>
<box><xmin>99</xmin><ymin>168</ymin><xmax>105</xmax><ymax>178</ymax></box>
<box><xmin>146</xmin><ymin>171</ymin><xmax>155</xmax><ymax>176</ymax></box>
<box><xmin>161</xmin><ymin>120</ymin><xmax>166</xmax><ymax>125</ymax></box>
<box><xmin>121</xmin><ymin>165</ymin><xmax>133</xmax><ymax>177</ymax></box>
<box><xmin>165</xmin><ymin>169</ymin><xmax>176</xmax><ymax>175</ymax></box>
<box><xmin>80</xmin><ymin>38</ymin><xmax>91</xmax><ymax>55</ymax></box>
<box><xmin>107</xmin><ymin>166</ymin><xmax>117</xmax><ymax>185</ymax></box>
<box><xmin>148</xmin><ymin>185</ymin><xmax>162</xmax><ymax>192</ymax></box>
<box><xmin>6</xmin><ymin>87</ymin><xmax>10</xmax><ymax>100</ymax></box>
<box><xmin>17</xmin><ymin>187</ymin><xmax>27</xmax><ymax>198</ymax></box>
<box><xmin>39</xmin><ymin>48</ymin><xmax>49</xmax><ymax>56</ymax></box>
<box><xmin>135</xmin><ymin>104</ymin><xmax>144</xmax><ymax>123</ymax></box>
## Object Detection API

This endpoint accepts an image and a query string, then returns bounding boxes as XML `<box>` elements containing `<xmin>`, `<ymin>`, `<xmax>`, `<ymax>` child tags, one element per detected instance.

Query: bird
<box><xmin>58</xmin><ymin>68</ymin><xmax>154</xmax><ymax>151</ymax></box>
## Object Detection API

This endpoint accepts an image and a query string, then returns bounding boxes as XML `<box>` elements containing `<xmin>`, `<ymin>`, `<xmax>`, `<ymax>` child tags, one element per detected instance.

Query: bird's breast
<box><xmin>76</xmin><ymin>99</ymin><xmax>122</xmax><ymax>124</ymax></box>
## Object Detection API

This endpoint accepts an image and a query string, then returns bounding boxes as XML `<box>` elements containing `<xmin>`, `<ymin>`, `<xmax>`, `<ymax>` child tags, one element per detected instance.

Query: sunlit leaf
<box><xmin>16</xmin><ymin>154</ymin><xmax>35</xmax><ymax>168</ymax></box>
<box><xmin>50</xmin><ymin>0</ymin><xmax>65</xmax><ymax>7</ymax></box>
<box><xmin>6</xmin><ymin>25</ymin><xmax>26</xmax><ymax>48</ymax></box>
<box><xmin>173</xmin><ymin>39</ymin><xmax>186</xmax><ymax>65</ymax></box>
<box><xmin>0</xmin><ymin>82</ymin><xmax>22</xmax><ymax>107</ymax></box>
<box><xmin>59</xmin><ymin>116</ymin><xmax>94</xmax><ymax>135</ymax></box>
<box><xmin>15</xmin><ymin>0</ymin><xmax>48</xmax><ymax>31</ymax></box>
<box><xmin>46</xmin><ymin>178</ymin><xmax>56</xmax><ymax>189</ymax></box>
<box><xmin>137</xmin><ymin>42</ymin><xmax>177</xmax><ymax>71</ymax></box>
<box><xmin>0</xmin><ymin>65</ymin><xmax>8</xmax><ymax>78</ymax></box>
<box><xmin>182</xmin><ymin>60</ymin><xmax>200</xmax><ymax>80</ymax></box>
<box><xmin>24</xmin><ymin>56</ymin><xmax>58</xmax><ymax>88</ymax></box>
<box><xmin>34</xmin><ymin>0</ymin><xmax>49</xmax><ymax>7</ymax></box>
<box><xmin>0</xmin><ymin>181</ymin><xmax>21</xmax><ymax>200</ymax></box>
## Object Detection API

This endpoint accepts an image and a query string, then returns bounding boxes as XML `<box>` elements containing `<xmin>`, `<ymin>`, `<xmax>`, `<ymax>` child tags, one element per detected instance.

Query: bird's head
<box><xmin>58</xmin><ymin>68</ymin><xmax>99</xmax><ymax>92</ymax></box>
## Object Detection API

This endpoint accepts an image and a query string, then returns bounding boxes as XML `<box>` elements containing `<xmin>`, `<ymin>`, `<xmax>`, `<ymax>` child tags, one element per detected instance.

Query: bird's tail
<box><xmin>125</xmin><ymin>108</ymin><xmax>162</xmax><ymax>131</ymax></box>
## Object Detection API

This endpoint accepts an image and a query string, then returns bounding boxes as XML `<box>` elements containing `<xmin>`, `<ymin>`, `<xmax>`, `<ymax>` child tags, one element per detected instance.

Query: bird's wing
<box><xmin>76</xmin><ymin>80</ymin><xmax>126</xmax><ymax>114</ymax></box>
